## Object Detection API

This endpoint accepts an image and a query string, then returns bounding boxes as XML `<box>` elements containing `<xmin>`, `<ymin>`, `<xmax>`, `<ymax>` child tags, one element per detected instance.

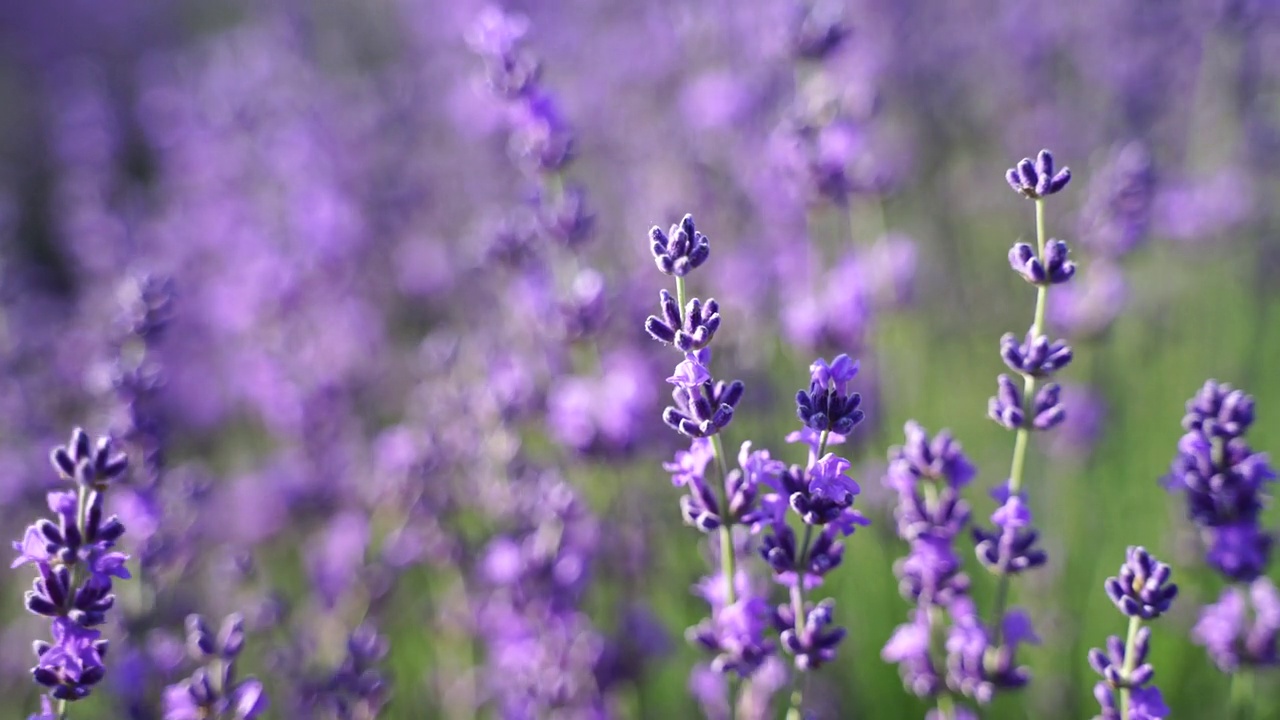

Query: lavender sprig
<box><xmin>646</xmin><ymin>213</ymin><xmax>756</xmax><ymax>717</ymax></box>
<box><xmin>162</xmin><ymin>613</ymin><xmax>268</xmax><ymax>719</ymax></box>
<box><xmin>761</xmin><ymin>355</ymin><xmax>869</xmax><ymax>719</ymax></box>
<box><xmin>1088</xmin><ymin>547</ymin><xmax>1177</xmax><ymax>720</ymax></box>
<box><xmin>1165</xmin><ymin>380</ymin><xmax>1277</xmax><ymax>715</ymax></box>
<box><xmin>12</xmin><ymin>429</ymin><xmax>129</xmax><ymax>716</ymax></box>
<box><xmin>983</xmin><ymin>150</ymin><xmax>1075</xmax><ymax>660</ymax></box>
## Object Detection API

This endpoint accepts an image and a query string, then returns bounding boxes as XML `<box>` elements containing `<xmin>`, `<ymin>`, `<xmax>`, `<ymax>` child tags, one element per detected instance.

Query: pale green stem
<box><xmin>708</xmin><ymin>433</ymin><xmax>739</xmax><ymax>720</ymax></box>
<box><xmin>56</xmin><ymin>699</ymin><xmax>68</xmax><ymax>720</ymax></box>
<box><xmin>1118</xmin><ymin>616</ymin><xmax>1142</xmax><ymax>719</ymax></box>
<box><xmin>1229</xmin><ymin>669</ymin><xmax>1256</xmax><ymax>720</ymax></box>
<box><xmin>675</xmin><ymin>276</ymin><xmax>687</xmax><ymax>320</ymax></box>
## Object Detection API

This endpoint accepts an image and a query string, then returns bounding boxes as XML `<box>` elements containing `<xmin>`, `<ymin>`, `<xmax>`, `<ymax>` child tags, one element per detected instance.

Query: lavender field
<box><xmin>1</xmin><ymin>1</ymin><xmax>1278</xmax><ymax>718</ymax></box>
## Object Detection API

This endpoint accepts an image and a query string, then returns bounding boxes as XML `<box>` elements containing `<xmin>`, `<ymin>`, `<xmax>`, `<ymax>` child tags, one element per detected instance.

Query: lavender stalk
<box><xmin>985</xmin><ymin>149</ymin><xmax>1075</xmax><ymax>648</ymax></box>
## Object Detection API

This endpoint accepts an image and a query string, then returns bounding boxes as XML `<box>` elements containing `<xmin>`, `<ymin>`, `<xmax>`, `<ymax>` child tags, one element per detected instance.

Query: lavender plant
<box><xmin>12</xmin><ymin>429</ymin><xmax>128</xmax><ymax>713</ymax></box>
<box><xmin>162</xmin><ymin>613</ymin><xmax>268</xmax><ymax>719</ymax></box>
<box><xmin>981</xmin><ymin>149</ymin><xmax>1075</xmax><ymax>647</ymax></box>
<box><xmin>1165</xmin><ymin>380</ymin><xmax>1278</xmax><ymax>715</ymax></box>
<box><xmin>646</xmin><ymin>213</ymin><xmax>871</xmax><ymax>719</ymax></box>
<box><xmin>1088</xmin><ymin>547</ymin><xmax>1178</xmax><ymax>720</ymax></box>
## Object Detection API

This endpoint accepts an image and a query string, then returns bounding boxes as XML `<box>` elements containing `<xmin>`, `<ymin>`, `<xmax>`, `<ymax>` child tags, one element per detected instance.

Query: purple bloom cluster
<box><xmin>294</xmin><ymin>625</ymin><xmax>389</xmax><ymax>718</ymax></box>
<box><xmin>759</xmin><ymin>358</ymin><xmax>870</xmax><ymax>685</ymax></box>
<box><xmin>162</xmin><ymin>613</ymin><xmax>267</xmax><ymax>719</ymax></box>
<box><xmin>1165</xmin><ymin>380</ymin><xmax>1276</xmax><ymax>581</ymax></box>
<box><xmin>467</xmin><ymin>5</ymin><xmax>592</xmax><ymax>249</ymax></box>
<box><xmin>12</xmin><ymin>430</ymin><xmax>128</xmax><ymax>703</ymax></box>
<box><xmin>1088</xmin><ymin>548</ymin><xmax>1177</xmax><ymax>720</ymax></box>
<box><xmin>1165</xmin><ymin>381</ymin><xmax>1280</xmax><ymax>677</ymax></box>
<box><xmin>880</xmin><ymin>422</ymin><xmax>1037</xmax><ymax>713</ymax></box>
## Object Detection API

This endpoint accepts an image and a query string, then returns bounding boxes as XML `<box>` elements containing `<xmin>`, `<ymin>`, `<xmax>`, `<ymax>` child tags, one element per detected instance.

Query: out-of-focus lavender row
<box><xmin>0</xmin><ymin>0</ymin><xmax>1277</xmax><ymax>717</ymax></box>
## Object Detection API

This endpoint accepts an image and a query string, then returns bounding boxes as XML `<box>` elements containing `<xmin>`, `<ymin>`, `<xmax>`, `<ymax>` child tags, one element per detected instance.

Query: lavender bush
<box><xmin>1</xmin><ymin>1</ymin><xmax>1279</xmax><ymax>718</ymax></box>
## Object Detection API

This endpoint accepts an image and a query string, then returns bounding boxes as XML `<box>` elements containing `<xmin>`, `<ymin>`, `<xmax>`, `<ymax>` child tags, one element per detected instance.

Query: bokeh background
<box><xmin>0</xmin><ymin>0</ymin><xmax>1278</xmax><ymax>718</ymax></box>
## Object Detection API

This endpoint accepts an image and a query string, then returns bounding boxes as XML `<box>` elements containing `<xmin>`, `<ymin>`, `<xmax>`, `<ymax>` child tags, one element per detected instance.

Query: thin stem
<box><xmin>1031</xmin><ymin>199</ymin><xmax>1048</xmax><ymax>335</ymax></box>
<box><xmin>708</xmin><ymin>432</ymin><xmax>738</xmax><ymax>720</ymax></box>
<box><xmin>56</xmin><ymin>698</ymin><xmax>68</xmax><ymax>720</ymax></box>
<box><xmin>1229</xmin><ymin>670</ymin><xmax>1256</xmax><ymax>720</ymax></box>
<box><xmin>784</xmin><ymin>524</ymin><xmax>814</xmax><ymax>720</ymax></box>
<box><xmin>675</xmin><ymin>276</ymin><xmax>687</xmax><ymax>320</ymax></box>
<box><xmin>936</xmin><ymin>692</ymin><xmax>956</xmax><ymax>720</ymax></box>
<box><xmin>1118</xmin><ymin>615</ymin><xmax>1142</xmax><ymax>719</ymax></box>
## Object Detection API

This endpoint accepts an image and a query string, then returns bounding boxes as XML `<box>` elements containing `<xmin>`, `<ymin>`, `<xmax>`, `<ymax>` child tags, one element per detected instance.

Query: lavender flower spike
<box><xmin>1089</xmin><ymin>547</ymin><xmax>1177</xmax><ymax>720</ymax></box>
<box><xmin>14</xmin><ymin>429</ymin><xmax>129</xmax><ymax>708</ymax></box>
<box><xmin>163</xmin><ymin>613</ymin><xmax>268</xmax><ymax>720</ymax></box>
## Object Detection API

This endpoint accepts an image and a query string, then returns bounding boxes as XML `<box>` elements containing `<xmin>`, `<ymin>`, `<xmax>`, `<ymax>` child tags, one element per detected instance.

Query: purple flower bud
<box><xmin>1006</xmin><ymin>149</ymin><xmax>1071</xmax><ymax>199</ymax></box>
<box><xmin>1103</xmin><ymin>547</ymin><xmax>1178</xmax><ymax>620</ymax></box>
<box><xmin>1000</xmin><ymin>331</ymin><xmax>1073</xmax><ymax>377</ymax></box>
<box><xmin>650</xmin><ymin>214</ymin><xmax>711</xmax><ymax>277</ymax></box>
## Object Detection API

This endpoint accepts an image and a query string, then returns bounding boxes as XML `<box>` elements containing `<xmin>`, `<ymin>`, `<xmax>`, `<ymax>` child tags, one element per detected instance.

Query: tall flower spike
<box><xmin>1089</xmin><ymin>547</ymin><xmax>1176</xmax><ymax>720</ymax></box>
<box><xmin>1164</xmin><ymin>380</ymin><xmax>1276</xmax><ymax>581</ymax></box>
<box><xmin>15</xmin><ymin>430</ymin><xmax>129</xmax><ymax>706</ymax></box>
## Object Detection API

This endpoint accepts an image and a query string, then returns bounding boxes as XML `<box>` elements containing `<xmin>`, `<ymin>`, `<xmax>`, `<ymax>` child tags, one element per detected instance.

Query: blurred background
<box><xmin>0</xmin><ymin>0</ymin><xmax>1278</xmax><ymax>718</ymax></box>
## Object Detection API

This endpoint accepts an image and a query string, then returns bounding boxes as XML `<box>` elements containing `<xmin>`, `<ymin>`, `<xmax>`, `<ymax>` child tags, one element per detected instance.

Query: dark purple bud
<box><xmin>1006</xmin><ymin>149</ymin><xmax>1071</xmax><ymax>199</ymax></box>
<box><xmin>988</xmin><ymin>375</ymin><xmax>1025</xmax><ymax>430</ymax></box>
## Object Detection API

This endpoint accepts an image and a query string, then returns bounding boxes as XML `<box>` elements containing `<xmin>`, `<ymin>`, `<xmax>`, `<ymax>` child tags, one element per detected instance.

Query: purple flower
<box><xmin>650</xmin><ymin>214</ymin><xmax>711</xmax><ymax>277</ymax></box>
<box><xmin>795</xmin><ymin>354</ymin><xmax>865</xmax><ymax>435</ymax></box>
<box><xmin>945</xmin><ymin>610</ymin><xmax>1037</xmax><ymax>704</ymax></box>
<box><xmin>668</xmin><ymin>349</ymin><xmax>713</xmax><ymax>388</ymax></box>
<box><xmin>32</xmin><ymin>619</ymin><xmax>108</xmax><ymax>701</ymax></box>
<box><xmin>1103</xmin><ymin>546</ymin><xmax>1178</xmax><ymax>619</ymax></box>
<box><xmin>988</xmin><ymin>375</ymin><xmax>1065</xmax><ymax>431</ymax></box>
<box><xmin>646</xmin><ymin>290</ymin><xmax>721</xmax><ymax>352</ymax></box>
<box><xmin>1005</xmin><ymin>149</ymin><xmax>1071</xmax><ymax>198</ymax></box>
<box><xmin>1008</xmin><ymin>239</ymin><xmax>1077</xmax><ymax>285</ymax></box>
<box><xmin>664</xmin><ymin>438</ymin><xmax>716</xmax><ymax>488</ymax></box>
<box><xmin>774</xmin><ymin>599</ymin><xmax>846</xmax><ymax>670</ymax></box>
<box><xmin>882</xmin><ymin>612</ymin><xmax>942</xmax><ymax>697</ymax></box>
<box><xmin>1000</xmin><ymin>331</ymin><xmax>1073</xmax><ymax>377</ymax></box>
<box><xmin>1192</xmin><ymin>579</ymin><xmax>1280</xmax><ymax>671</ymax></box>
<box><xmin>164</xmin><ymin>614</ymin><xmax>268</xmax><ymax>719</ymax></box>
<box><xmin>688</xmin><ymin>596</ymin><xmax>775</xmax><ymax>677</ymax></box>
<box><xmin>973</xmin><ymin>489</ymin><xmax>1047</xmax><ymax>576</ymax></box>
<box><xmin>1165</xmin><ymin>380</ymin><xmax>1277</xmax><ymax>582</ymax></box>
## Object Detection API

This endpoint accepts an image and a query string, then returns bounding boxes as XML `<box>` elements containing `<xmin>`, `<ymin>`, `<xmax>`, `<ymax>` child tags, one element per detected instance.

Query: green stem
<box><xmin>708</xmin><ymin>433</ymin><xmax>738</xmax><ymax>720</ymax></box>
<box><xmin>56</xmin><ymin>698</ymin><xmax>68</xmax><ymax>720</ymax></box>
<box><xmin>936</xmin><ymin>693</ymin><xmax>956</xmax><ymax>720</ymax></box>
<box><xmin>675</xmin><ymin>276</ymin><xmax>687</xmax><ymax>319</ymax></box>
<box><xmin>784</xmin><ymin>523</ymin><xmax>813</xmax><ymax>720</ymax></box>
<box><xmin>1118</xmin><ymin>615</ymin><xmax>1142</xmax><ymax>719</ymax></box>
<box><xmin>1229</xmin><ymin>669</ymin><xmax>1256</xmax><ymax>720</ymax></box>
